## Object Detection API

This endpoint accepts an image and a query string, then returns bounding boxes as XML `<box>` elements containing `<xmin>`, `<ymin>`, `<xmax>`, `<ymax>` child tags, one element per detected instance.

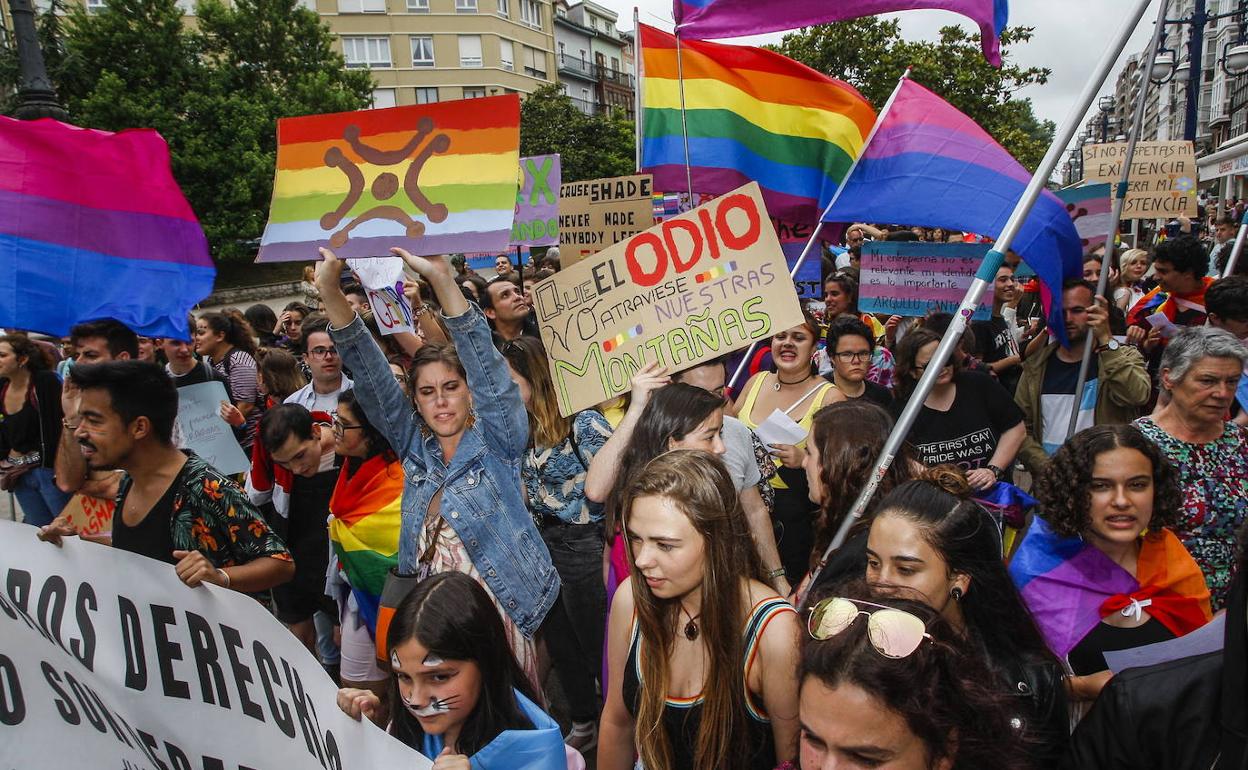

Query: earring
<box><xmin>950</xmin><ymin>587</ymin><xmax>963</xmax><ymax>601</ymax></box>
<box><xmin>465</xmin><ymin>410</ymin><xmax>477</xmax><ymax>430</ymax></box>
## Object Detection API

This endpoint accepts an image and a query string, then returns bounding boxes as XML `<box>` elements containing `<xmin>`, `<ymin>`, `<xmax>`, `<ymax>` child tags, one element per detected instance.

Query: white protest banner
<box><xmin>534</xmin><ymin>182</ymin><xmax>804</xmax><ymax>416</ymax></box>
<box><xmin>0</xmin><ymin>518</ymin><xmax>427</xmax><ymax>770</ymax></box>
<box><xmin>348</xmin><ymin>256</ymin><xmax>414</xmax><ymax>336</ymax></box>
<box><xmin>1082</xmin><ymin>141</ymin><xmax>1197</xmax><ymax>219</ymax></box>
<box><xmin>558</xmin><ymin>174</ymin><xmax>654</xmax><ymax>267</ymax></box>
<box><xmin>176</xmin><ymin>381</ymin><xmax>250</xmax><ymax>475</ymax></box>
<box><xmin>859</xmin><ymin>242</ymin><xmax>993</xmax><ymax>321</ymax></box>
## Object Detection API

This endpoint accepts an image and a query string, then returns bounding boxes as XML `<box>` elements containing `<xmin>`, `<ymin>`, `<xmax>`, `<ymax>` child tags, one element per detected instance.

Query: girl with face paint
<box><xmin>336</xmin><ymin>571</ymin><xmax>583</xmax><ymax>770</ymax></box>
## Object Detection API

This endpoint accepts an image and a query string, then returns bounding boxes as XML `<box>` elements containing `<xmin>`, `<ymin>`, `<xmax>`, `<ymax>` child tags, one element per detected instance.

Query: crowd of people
<box><xmin>4</xmin><ymin>221</ymin><xmax>1246</xmax><ymax>769</ymax></box>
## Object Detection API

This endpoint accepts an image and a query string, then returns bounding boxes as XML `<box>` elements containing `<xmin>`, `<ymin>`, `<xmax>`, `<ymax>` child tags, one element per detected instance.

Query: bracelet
<box><xmin>216</xmin><ymin>568</ymin><xmax>231</xmax><ymax>589</ymax></box>
<box><xmin>413</xmin><ymin>305</ymin><xmax>429</xmax><ymax>319</ymax></box>
<box><xmin>986</xmin><ymin>464</ymin><xmax>1005</xmax><ymax>480</ymax></box>
<box><xmin>766</xmin><ymin>567</ymin><xmax>787</xmax><ymax>580</ymax></box>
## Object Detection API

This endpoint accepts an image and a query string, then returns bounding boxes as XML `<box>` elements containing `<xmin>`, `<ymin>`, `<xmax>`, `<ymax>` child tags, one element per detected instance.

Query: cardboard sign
<box><xmin>1082</xmin><ymin>141</ymin><xmax>1197</xmax><ymax>219</ymax></box>
<box><xmin>859</xmin><ymin>242</ymin><xmax>992</xmax><ymax>321</ymax></box>
<box><xmin>534</xmin><ymin>182</ymin><xmax>805</xmax><ymax>416</ymax></box>
<box><xmin>175</xmin><ymin>381</ymin><xmax>250</xmax><ymax>475</ymax></box>
<box><xmin>1056</xmin><ymin>183</ymin><xmax>1113</xmax><ymax>251</ymax></box>
<box><xmin>511</xmin><ymin>154</ymin><xmax>560</xmax><ymax>247</ymax></box>
<box><xmin>558</xmin><ymin>174</ymin><xmax>655</xmax><ymax>267</ymax></box>
<box><xmin>61</xmin><ymin>491</ymin><xmax>115</xmax><ymax>537</ymax></box>
<box><xmin>0</xmin><ymin>518</ymin><xmax>428</xmax><ymax>769</ymax></box>
<box><xmin>258</xmin><ymin>95</ymin><xmax>521</xmax><ymax>262</ymax></box>
<box><xmin>349</xmin><ymin>256</ymin><xmax>414</xmax><ymax>335</ymax></box>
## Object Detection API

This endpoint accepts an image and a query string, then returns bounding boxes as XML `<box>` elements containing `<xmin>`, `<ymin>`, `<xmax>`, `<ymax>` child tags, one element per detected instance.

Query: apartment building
<box><xmin>552</xmin><ymin>0</ymin><xmax>633</xmax><ymax>117</ymax></box>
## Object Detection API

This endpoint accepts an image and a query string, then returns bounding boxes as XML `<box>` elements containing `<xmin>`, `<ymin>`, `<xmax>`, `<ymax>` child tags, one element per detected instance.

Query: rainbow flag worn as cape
<box><xmin>0</xmin><ymin>117</ymin><xmax>214</xmax><ymax>339</ymax></box>
<box><xmin>329</xmin><ymin>455</ymin><xmax>403</xmax><ymax>635</ymax></box>
<box><xmin>1009</xmin><ymin>516</ymin><xmax>1212</xmax><ymax>659</ymax></box>
<box><xmin>258</xmin><ymin>95</ymin><xmax>521</xmax><ymax>262</ymax></box>
<box><xmin>639</xmin><ymin>23</ymin><xmax>875</xmax><ymax>226</ymax></box>
<box><xmin>1126</xmin><ymin>276</ymin><xmax>1214</xmax><ymax>330</ymax></box>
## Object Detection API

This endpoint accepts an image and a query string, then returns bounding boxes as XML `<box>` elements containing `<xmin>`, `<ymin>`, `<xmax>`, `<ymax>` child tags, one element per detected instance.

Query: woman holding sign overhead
<box><xmin>316</xmin><ymin>247</ymin><xmax>556</xmax><ymax>692</ymax></box>
<box><xmin>732</xmin><ymin>311</ymin><xmax>844</xmax><ymax>585</ymax></box>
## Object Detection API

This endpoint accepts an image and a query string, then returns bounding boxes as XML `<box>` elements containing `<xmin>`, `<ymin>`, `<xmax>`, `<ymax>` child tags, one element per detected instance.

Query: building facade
<box><xmin>552</xmin><ymin>0</ymin><xmax>633</xmax><ymax>117</ymax></box>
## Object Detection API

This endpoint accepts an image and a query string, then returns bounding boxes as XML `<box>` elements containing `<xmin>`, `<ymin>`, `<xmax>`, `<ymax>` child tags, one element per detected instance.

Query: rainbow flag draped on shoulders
<box><xmin>329</xmin><ymin>455</ymin><xmax>404</xmax><ymax>635</ymax></box>
<box><xmin>0</xmin><ymin>117</ymin><xmax>214</xmax><ymax>339</ymax></box>
<box><xmin>1009</xmin><ymin>515</ymin><xmax>1212</xmax><ymax>659</ymax></box>
<box><xmin>1125</xmin><ymin>276</ymin><xmax>1215</xmax><ymax>330</ymax></box>
<box><xmin>639</xmin><ymin>23</ymin><xmax>875</xmax><ymax>225</ymax></box>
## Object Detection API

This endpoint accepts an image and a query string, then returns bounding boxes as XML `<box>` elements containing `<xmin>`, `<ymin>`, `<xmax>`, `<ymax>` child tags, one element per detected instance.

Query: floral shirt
<box><xmin>1134</xmin><ymin>418</ymin><xmax>1248</xmax><ymax>610</ymax></box>
<box><xmin>522</xmin><ymin>410</ymin><xmax>612</xmax><ymax>525</ymax></box>
<box><xmin>115</xmin><ymin>452</ymin><xmax>292</xmax><ymax>568</ymax></box>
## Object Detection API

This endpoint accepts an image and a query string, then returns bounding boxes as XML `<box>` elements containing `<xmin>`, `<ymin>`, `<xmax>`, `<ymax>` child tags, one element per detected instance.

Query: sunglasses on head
<box><xmin>806</xmin><ymin>597</ymin><xmax>932</xmax><ymax>659</ymax></box>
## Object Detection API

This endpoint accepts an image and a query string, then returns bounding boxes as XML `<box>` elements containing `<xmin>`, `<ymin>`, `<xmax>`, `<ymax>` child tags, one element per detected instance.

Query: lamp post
<box><xmin>7</xmin><ymin>0</ymin><xmax>68</xmax><ymax>120</ymax></box>
<box><xmin>1150</xmin><ymin>0</ymin><xmax>1248</xmax><ymax>141</ymax></box>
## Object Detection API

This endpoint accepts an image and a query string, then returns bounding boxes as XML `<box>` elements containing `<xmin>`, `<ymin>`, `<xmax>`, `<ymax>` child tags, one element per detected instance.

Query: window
<box><xmin>496</xmin><ymin>0</ymin><xmax>508</xmax><ymax>16</ymax></box>
<box><xmin>407</xmin><ymin>0</ymin><xmax>428</xmax><ymax>9</ymax></box>
<box><xmin>411</xmin><ymin>36</ymin><xmax>434</xmax><ymax>67</ymax></box>
<box><xmin>523</xmin><ymin>46</ymin><xmax>546</xmax><ymax>78</ymax></box>
<box><xmin>455</xmin><ymin>0</ymin><xmax>476</xmax><ymax>11</ymax></box>
<box><xmin>499</xmin><ymin>39</ymin><xmax>514</xmax><ymax>71</ymax></box>
<box><xmin>416</xmin><ymin>87</ymin><xmax>439</xmax><ymax>104</ymax></box>
<box><xmin>372</xmin><ymin>88</ymin><xmax>397</xmax><ymax>108</ymax></box>
<box><xmin>342</xmin><ymin>36</ymin><xmax>392</xmax><ymax>68</ymax></box>
<box><xmin>86</xmin><ymin>0</ymin><xmax>106</xmax><ymax>12</ymax></box>
<box><xmin>458</xmin><ymin>35</ymin><xmax>483</xmax><ymax>67</ymax></box>
<box><xmin>611</xmin><ymin>56</ymin><xmax>619</xmax><ymax>72</ymax></box>
<box><xmin>519</xmin><ymin>0</ymin><xmax>540</xmax><ymax>28</ymax></box>
<box><xmin>463</xmin><ymin>87</ymin><xmax>487</xmax><ymax>99</ymax></box>
<box><xmin>558</xmin><ymin>42</ymin><xmax>565</xmax><ymax>57</ymax></box>
<box><xmin>295</xmin><ymin>0</ymin><xmax>316</xmax><ymax>9</ymax></box>
<box><xmin>338</xmin><ymin>0</ymin><xmax>385</xmax><ymax>12</ymax></box>
<box><xmin>175</xmin><ymin>0</ymin><xmax>196</xmax><ymax>13</ymax></box>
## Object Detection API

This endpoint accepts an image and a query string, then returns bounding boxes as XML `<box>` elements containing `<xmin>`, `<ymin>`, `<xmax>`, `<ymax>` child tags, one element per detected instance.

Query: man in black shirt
<box><xmin>162</xmin><ymin>335</ymin><xmax>226</xmax><ymax>388</ymax></box>
<box><xmin>971</xmin><ymin>263</ymin><xmax>1023</xmax><ymax>393</ymax></box>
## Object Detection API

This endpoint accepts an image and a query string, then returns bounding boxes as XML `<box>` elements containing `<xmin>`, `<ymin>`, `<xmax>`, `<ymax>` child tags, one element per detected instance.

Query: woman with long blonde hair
<box><xmin>598</xmin><ymin>450</ymin><xmax>800</xmax><ymax>770</ymax></box>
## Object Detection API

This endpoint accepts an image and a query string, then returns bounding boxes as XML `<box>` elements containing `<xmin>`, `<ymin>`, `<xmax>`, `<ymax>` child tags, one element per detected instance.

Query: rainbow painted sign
<box><xmin>258</xmin><ymin>95</ymin><xmax>521</xmax><ymax>262</ymax></box>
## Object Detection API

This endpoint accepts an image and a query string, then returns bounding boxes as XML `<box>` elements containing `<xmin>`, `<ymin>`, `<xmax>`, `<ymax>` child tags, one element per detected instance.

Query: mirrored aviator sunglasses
<box><xmin>807</xmin><ymin>597</ymin><xmax>932</xmax><ymax>659</ymax></box>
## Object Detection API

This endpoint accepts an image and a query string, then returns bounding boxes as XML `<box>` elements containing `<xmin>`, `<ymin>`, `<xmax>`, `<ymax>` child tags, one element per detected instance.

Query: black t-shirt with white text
<box><xmin>895</xmin><ymin>371</ymin><xmax>1024</xmax><ymax>472</ymax></box>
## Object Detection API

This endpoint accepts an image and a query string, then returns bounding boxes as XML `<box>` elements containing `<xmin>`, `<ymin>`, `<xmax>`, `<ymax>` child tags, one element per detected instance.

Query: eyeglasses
<box><xmin>806</xmin><ymin>597</ymin><xmax>932</xmax><ymax>659</ymax></box>
<box><xmin>332</xmin><ymin>415</ymin><xmax>363</xmax><ymax>436</ymax></box>
<box><xmin>833</xmin><ymin>351</ymin><xmax>871</xmax><ymax>363</ymax></box>
<box><xmin>308</xmin><ymin>346</ymin><xmax>339</xmax><ymax>359</ymax></box>
<box><xmin>913</xmin><ymin>361</ymin><xmax>951</xmax><ymax>373</ymax></box>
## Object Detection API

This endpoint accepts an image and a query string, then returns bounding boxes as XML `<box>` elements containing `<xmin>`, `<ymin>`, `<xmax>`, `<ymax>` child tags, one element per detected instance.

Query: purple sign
<box><xmin>511</xmin><ymin>154</ymin><xmax>560</xmax><ymax>247</ymax></box>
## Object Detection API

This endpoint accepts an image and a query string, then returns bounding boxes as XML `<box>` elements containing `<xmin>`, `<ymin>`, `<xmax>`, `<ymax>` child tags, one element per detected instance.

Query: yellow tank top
<box><xmin>738</xmin><ymin>374</ymin><xmax>834</xmax><ymax>489</ymax></box>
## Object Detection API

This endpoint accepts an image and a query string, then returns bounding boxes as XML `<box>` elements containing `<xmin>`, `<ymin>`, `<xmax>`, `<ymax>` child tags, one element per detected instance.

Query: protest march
<box><xmin>4</xmin><ymin>0</ymin><xmax>1248</xmax><ymax>768</ymax></box>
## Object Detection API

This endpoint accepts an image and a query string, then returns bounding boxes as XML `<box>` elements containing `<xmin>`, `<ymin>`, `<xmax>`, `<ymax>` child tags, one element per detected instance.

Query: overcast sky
<box><xmin>602</xmin><ymin>0</ymin><xmax>1167</xmax><ymax>157</ymax></box>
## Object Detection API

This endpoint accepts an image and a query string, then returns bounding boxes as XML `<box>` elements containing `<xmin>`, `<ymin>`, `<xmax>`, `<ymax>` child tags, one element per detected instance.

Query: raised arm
<box><xmin>584</xmin><ymin>363</ymin><xmax>670</xmax><ymax>502</ymax></box>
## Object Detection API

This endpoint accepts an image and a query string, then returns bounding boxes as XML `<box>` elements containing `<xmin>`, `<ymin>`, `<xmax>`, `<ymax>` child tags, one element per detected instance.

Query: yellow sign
<box><xmin>1082</xmin><ymin>141</ymin><xmax>1197</xmax><ymax>219</ymax></box>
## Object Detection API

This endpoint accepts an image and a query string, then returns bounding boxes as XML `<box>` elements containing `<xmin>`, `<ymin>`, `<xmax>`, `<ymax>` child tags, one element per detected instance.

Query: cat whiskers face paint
<box><xmin>407</xmin><ymin>695</ymin><xmax>461</xmax><ymax>718</ymax></box>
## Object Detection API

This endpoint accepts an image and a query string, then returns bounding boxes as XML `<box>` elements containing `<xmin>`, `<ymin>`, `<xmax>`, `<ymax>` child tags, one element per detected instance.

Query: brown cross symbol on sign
<box><xmin>319</xmin><ymin>116</ymin><xmax>451</xmax><ymax>248</ymax></box>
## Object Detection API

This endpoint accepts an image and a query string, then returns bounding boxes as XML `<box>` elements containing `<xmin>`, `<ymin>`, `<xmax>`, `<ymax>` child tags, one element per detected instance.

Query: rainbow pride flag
<box><xmin>258</xmin><ymin>95</ymin><xmax>521</xmax><ymax>262</ymax></box>
<box><xmin>0</xmin><ymin>117</ymin><xmax>214</xmax><ymax>339</ymax></box>
<box><xmin>639</xmin><ymin>23</ymin><xmax>875</xmax><ymax>225</ymax></box>
<box><xmin>674</xmin><ymin>0</ymin><xmax>1008</xmax><ymax>67</ymax></box>
<box><xmin>328</xmin><ymin>455</ymin><xmax>403</xmax><ymax>635</ymax></box>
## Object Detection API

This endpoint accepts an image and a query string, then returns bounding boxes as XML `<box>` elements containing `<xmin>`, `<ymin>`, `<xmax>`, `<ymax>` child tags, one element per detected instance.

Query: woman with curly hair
<box><xmin>1010</xmin><ymin>424</ymin><xmax>1212</xmax><ymax>704</ymax></box>
<box><xmin>800</xmin><ymin>587</ymin><xmax>1042</xmax><ymax>770</ymax></box>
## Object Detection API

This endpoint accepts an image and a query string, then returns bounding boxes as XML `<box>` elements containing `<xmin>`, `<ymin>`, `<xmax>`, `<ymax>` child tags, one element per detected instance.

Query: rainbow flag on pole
<box><xmin>0</xmin><ymin>117</ymin><xmax>214</xmax><ymax>339</ymax></box>
<box><xmin>258</xmin><ymin>95</ymin><xmax>521</xmax><ymax>262</ymax></box>
<box><xmin>639</xmin><ymin>23</ymin><xmax>875</xmax><ymax>225</ymax></box>
<box><xmin>328</xmin><ymin>455</ymin><xmax>403</xmax><ymax>635</ymax></box>
<box><xmin>674</xmin><ymin>0</ymin><xmax>1009</xmax><ymax>67</ymax></box>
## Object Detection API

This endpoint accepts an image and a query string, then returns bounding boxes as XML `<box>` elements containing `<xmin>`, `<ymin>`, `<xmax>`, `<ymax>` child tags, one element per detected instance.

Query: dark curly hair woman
<box><xmin>1010</xmin><ymin>424</ymin><xmax>1212</xmax><ymax>707</ymax></box>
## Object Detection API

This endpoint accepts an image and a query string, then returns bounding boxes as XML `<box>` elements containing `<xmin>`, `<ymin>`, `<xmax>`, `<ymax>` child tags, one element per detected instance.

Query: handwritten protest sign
<box><xmin>535</xmin><ymin>182</ymin><xmax>804</xmax><ymax>416</ymax></box>
<box><xmin>1082</xmin><ymin>141</ymin><xmax>1197</xmax><ymax>219</ymax></box>
<box><xmin>859</xmin><ymin>242</ymin><xmax>992</xmax><ymax>321</ymax></box>
<box><xmin>559</xmin><ymin>174</ymin><xmax>654</xmax><ymax>267</ymax></box>
<box><xmin>0</xmin><ymin>519</ymin><xmax>428</xmax><ymax>770</ymax></box>
<box><xmin>1056</xmin><ymin>183</ymin><xmax>1113</xmax><ymax>251</ymax></box>
<box><xmin>511</xmin><ymin>154</ymin><xmax>560</xmax><ymax>247</ymax></box>
<box><xmin>175</xmin><ymin>381</ymin><xmax>250</xmax><ymax>475</ymax></box>
<box><xmin>349</xmin><ymin>256</ymin><xmax>414</xmax><ymax>335</ymax></box>
<box><xmin>258</xmin><ymin>95</ymin><xmax>521</xmax><ymax>262</ymax></box>
<box><xmin>62</xmin><ymin>492</ymin><xmax>115</xmax><ymax>538</ymax></box>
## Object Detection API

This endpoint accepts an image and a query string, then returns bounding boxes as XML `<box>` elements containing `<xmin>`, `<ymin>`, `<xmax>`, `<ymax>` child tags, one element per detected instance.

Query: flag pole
<box><xmin>1066</xmin><ymin>0</ymin><xmax>1169</xmax><ymax>440</ymax></box>
<box><xmin>674</xmin><ymin>31</ymin><xmax>695</xmax><ymax>197</ymax></box>
<box><xmin>1223</xmin><ymin>221</ymin><xmax>1248</xmax><ymax>276</ymax></box>
<box><xmin>634</xmin><ymin>8</ymin><xmax>644</xmax><ymax>173</ymax></box>
<box><xmin>726</xmin><ymin>69</ymin><xmax>912</xmax><ymax>394</ymax></box>
<box><xmin>803</xmin><ymin>0</ymin><xmax>1155</xmax><ymax>603</ymax></box>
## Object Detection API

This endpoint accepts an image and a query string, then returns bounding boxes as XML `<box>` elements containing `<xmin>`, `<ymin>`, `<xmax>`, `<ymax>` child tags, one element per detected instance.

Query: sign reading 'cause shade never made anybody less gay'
<box><xmin>535</xmin><ymin>182</ymin><xmax>805</xmax><ymax>416</ymax></box>
<box><xmin>558</xmin><ymin>174</ymin><xmax>655</xmax><ymax>267</ymax></box>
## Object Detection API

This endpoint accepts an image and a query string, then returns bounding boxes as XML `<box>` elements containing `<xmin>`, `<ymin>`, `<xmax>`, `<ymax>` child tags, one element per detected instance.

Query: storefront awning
<box><xmin>1198</xmin><ymin>134</ymin><xmax>1248</xmax><ymax>181</ymax></box>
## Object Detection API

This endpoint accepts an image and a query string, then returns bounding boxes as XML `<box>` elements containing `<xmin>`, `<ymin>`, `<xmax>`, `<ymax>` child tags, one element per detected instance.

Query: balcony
<box><xmin>596</xmin><ymin>64</ymin><xmax>634</xmax><ymax>89</ymax></box>
<box><xmin>568</xmin><ymin>96</ymin><xmax>601</xmax><ymax>116</ymax></box>
<box><xmin>558</xmin><ymin>54</ymin><xmax>596</xmax><ymax>80</ymax></box>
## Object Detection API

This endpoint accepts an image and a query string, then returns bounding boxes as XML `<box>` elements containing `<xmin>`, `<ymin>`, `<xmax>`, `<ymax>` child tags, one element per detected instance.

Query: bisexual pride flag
<box><xmin>674</xmin><ymin>0</ymin><xmax>1009</xmax><ymax>66</ymax></box>
<box><xmin>822</xmin><ymin>79</ymin><xmax>1082</xmax><ymax>342</ymax></box>
<box><xmin>0</xmin><ymin>117</ymin><xmax>214</xmax><ymax>339</ymax></box>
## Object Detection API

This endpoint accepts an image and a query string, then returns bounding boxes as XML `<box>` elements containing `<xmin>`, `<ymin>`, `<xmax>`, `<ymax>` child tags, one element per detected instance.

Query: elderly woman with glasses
<box><xmin>1133</xmin><ymin>326</ymin><xmax>1248</xmax><ymax>610</ymax></box>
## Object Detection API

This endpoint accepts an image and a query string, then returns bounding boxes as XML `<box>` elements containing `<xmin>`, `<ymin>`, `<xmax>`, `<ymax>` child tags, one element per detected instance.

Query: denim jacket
<box><xmin>330</xmin><ymin>306</ymin><xmax>558</xmax><ymax>637</ymax></box>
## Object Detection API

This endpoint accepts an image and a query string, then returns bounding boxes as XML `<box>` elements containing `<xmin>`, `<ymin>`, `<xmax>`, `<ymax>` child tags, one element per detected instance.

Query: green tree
<box><xmin>520</xmin><ymin>83</ymin><xmax>635</xmax><ymax>182</ymax></box>
<box><xmin>773</xmin><ymin>18</ymin><xmax>1055</xmax><ymax>171</ymax></box>
<box><xmin>2</xmin><ymin>0</ymin><xmax>371</xmax><ymax>262</ymax></box>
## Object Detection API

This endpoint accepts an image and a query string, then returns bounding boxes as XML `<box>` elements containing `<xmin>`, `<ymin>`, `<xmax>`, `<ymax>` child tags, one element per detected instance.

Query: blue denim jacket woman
<box><xmin>317</xmin><ymin>248</ymin><xmax>558</xmax><ymax>638</ymax></box>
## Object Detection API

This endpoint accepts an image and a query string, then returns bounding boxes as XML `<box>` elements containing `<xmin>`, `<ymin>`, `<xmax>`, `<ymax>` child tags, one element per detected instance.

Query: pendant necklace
<box><xmin>680</xmin><ymin>605</ymin><xmax>701</xmax><ymax>641</ymax></box>
<box><xmin>774</xmin><ymin>372</ymin><xmax>813</xmax><ymax>392</ymax></box>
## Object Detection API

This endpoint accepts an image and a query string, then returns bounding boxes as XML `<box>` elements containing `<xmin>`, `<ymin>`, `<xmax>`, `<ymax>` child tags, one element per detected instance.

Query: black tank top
<box><xmin>622</xmin><ymin>597</ymin><xmax>793</xmax><ymax>770</ymax></box>
<box><xmin>112</xmin><ymin>473</ymin><xmax>181</xmax><ymax>564</ymax></box>
<box><xmin>1067</xmin><ymin>616</ymin><xmax>1175</xmax><ymax>675</ymax></box>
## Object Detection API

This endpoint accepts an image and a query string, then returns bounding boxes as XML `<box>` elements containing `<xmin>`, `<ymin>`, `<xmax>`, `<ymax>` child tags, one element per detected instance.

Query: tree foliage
<box><xmin>1</xmin><ymin>0</ymin><xmax>372</xmax><ymax>262</ymax></box>
<box><xmin>773</xmin><ymin>18</ymin><xmax>1055</xmax><ymax>171</ymax></box>
<box><xmin>520</xmin><ymin>83</ymin><xmax>635</xmax><ymax>182</ymax></box>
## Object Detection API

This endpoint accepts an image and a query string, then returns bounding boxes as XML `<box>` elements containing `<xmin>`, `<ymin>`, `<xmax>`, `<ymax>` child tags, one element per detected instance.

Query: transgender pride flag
<box><xmin>675</xmin><ymin>0</ymin><xmax>1009</xmax><ymax>66</ymax></box>
<box><xmin>0</xmin><ymin>117</ymin><xmax>214</xmax><ymax>339</ymax></box>
<box><xmin>822</xmin><ymin>79</ymin><xmax>1082</xmax><ymax>342</ymax></box>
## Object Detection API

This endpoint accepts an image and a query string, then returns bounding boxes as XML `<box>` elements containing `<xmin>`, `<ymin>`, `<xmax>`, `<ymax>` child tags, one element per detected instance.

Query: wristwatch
<box><xmin>1094</xmin><ymin>338</ymin><xmax>1121</xmax><ymax>354</ymax></box>
<box><xmin>986</xmin><ymin>464</ymin><xmax>1006</xmax><ymax>480</ymax></box>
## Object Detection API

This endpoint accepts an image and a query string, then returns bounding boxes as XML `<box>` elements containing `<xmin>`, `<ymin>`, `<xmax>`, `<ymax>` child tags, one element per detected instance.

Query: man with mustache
<box><xmin>38</xmin><ymin>361</ymin><xmax>293</xmax><ymax>592</ymax></box>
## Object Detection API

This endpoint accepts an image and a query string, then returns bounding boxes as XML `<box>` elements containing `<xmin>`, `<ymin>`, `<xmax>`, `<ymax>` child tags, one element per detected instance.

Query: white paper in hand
<box><xmin>1144</xmin><ymin>310</ymin><xmax>1180</xmax><ymax>339</ymax></box>
<box><xmin>755</xmin><ymin>408</ymin><xmax>808</xmax><ymax>448</ymax></box>
<box><xmin>347</xmin><ymin>256</ymin><xmax>414</xmax><ymax>336</ymax></box>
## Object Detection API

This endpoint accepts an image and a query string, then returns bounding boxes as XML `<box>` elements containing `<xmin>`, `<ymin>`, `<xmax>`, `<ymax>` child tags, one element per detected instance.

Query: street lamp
<box><xmin>7</xmin><ymin>0</ymin><xmax>68</xmax><ymax>120</ymax></box>
<box><xmin>1150</xmin><ymin>0</ymin><xmax>1248</xmax><ymax>140</ymax></box>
